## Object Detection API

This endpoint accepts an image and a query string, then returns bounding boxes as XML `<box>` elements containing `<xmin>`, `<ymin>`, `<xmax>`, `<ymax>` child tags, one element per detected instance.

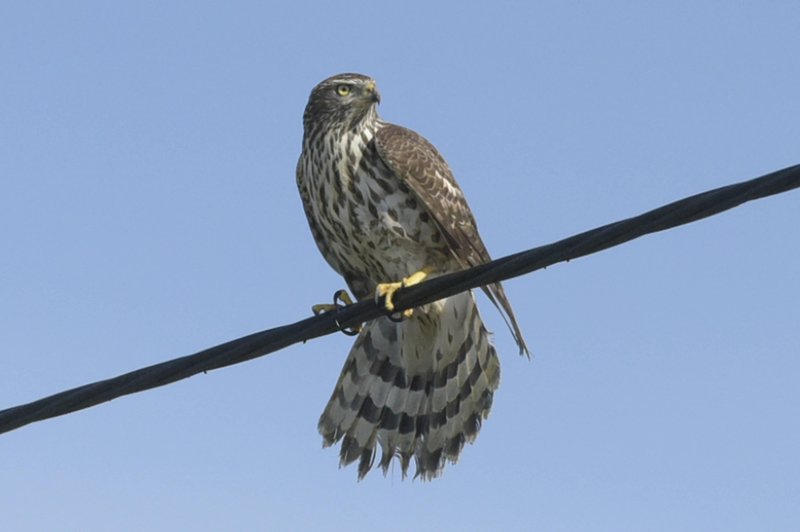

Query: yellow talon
<box><xmin>312</xmin><ymin>289</ymin><xmax>356</xmax><ymax>315</ymax></box>
<box><xmin>376</xmin><ymin>281</ymin><xmax>405</xmax><ymax>312</ymax></box>
<box><xmin>312</xmin><ymin>289</ymin><xmax>362</xmax><ymax>336</ymax></box>
<box><xmin>375</xmin><ymin>267</ymin><xmax>434</xmax><ymax>319</ymax></box>
<box><xmin>312</xmin><ymin>302</ymin><xmax>338</xmax><ymax>315</ymax></box>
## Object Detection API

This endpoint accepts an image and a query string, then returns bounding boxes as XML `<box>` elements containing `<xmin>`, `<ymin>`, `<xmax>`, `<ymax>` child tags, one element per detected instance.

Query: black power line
<box><xmin>1</xmin><ymin>163</ymin><xmax>798</xmax><ymax>435</ymax></box>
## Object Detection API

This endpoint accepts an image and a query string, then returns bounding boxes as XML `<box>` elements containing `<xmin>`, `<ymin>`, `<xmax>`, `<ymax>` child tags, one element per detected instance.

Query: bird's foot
<box><xmin>312</xmin><ymin>289</ymin><xmax>362</xmax><ymax>336</ymax></box>
<box><xmin>311</xmin><ymin>289</ymin><xmax>355</xmax><ymax>315</ymax></box>
<box><xmin>374</xmin><ymin>267</ymin><xmax>433</xmax><ymax>320</ymax></box>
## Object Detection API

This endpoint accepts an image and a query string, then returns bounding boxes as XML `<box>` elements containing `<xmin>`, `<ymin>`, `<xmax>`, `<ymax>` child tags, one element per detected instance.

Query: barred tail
<box><xmin>318</xmin><ymin>291</ymin><xmax>500</xmax><ymax>480</ymax></box>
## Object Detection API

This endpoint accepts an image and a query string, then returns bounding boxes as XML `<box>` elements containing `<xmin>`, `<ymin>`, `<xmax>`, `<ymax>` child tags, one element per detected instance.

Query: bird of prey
<box><xmin>296</xmin><ymin>73</ymin><xmax>528</xmax><ymax>480</ymax></box>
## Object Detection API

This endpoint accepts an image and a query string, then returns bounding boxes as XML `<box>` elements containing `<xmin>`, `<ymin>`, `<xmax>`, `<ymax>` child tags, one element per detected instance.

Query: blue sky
<box><xmin>1</xmin><ymin>2</ymin><xmax>798</xmax><ymax>530</ymax></box>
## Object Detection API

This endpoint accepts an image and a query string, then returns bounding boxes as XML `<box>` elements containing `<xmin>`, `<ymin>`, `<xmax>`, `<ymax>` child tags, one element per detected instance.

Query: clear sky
<box><xmin>1</xmin><ymin>2</ymin><xmax>798</xmax><ymax>531</ymax></box>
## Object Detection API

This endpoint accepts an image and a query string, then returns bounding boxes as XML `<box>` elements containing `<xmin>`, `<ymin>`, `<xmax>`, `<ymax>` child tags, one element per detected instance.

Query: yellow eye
<box><xmin>336</xmin><ymin>84</ymin><xmax>351</xmax><ymax>96</ymax></box>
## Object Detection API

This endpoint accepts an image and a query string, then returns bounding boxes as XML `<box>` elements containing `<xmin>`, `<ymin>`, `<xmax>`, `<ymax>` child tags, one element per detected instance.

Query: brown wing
<box><xmin>374</xmin><ymin>124</ymin><xmax>529</xmax><ymax>354</ymax></box>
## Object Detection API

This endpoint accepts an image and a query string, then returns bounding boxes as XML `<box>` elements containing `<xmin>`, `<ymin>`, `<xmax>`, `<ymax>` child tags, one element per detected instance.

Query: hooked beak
<box><xmin>365</xmin><ymin>80</ymin><xmax>381</xmax><ymax>104</ymax></box>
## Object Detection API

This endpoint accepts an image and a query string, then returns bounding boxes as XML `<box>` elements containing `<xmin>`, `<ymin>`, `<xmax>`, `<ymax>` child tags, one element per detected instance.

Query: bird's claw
<box><xmin>374</xmin><ymin>268</ymin><xmax>433</xmax><ymax>321</ymax></box>
<box><xmin>375</xmin><ymin>281</ymin><xmax>414</xmax><ymax>320</ymax></box>
<box><xmin>312</xmin><ymin>289</ymin><xmax>362</xmax><ymax>336</ymax></box>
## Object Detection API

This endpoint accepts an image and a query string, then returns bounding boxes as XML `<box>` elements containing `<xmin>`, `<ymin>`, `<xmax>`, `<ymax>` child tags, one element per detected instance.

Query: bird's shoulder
<box><xmin>373</xmin><ymin>123</ymin><xmax>457</xmax><ymax>187</ymax></box>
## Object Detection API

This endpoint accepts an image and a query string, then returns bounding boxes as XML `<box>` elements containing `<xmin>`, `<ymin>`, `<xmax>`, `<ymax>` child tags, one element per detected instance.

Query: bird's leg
<box><xmin>312</xmin><ymin>289</ymin><xmax>362</xmax><ymax>336</ymax></box>
<box><xmin>375</xmin><ymin>266</ymin><xmax>435</xmax><ymax>319</ymax></box>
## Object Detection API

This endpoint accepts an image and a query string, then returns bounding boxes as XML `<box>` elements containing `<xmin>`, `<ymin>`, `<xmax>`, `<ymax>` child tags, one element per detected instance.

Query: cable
<box><xmin>1</xmin><ymin>163</ymin><xmax>798</xmax><ymax>435</ymax></box>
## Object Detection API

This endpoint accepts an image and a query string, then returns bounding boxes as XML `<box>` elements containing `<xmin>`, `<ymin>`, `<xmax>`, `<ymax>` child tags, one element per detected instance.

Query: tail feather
<box><xmin>418</xmin><ymin>316</ymin><xmax>498</xmax><ymax>476</ymax></box>
<box><xmin>318</xmin><ymin>290</ymin><xmax>500</xmax><ymax>480</ymax></box>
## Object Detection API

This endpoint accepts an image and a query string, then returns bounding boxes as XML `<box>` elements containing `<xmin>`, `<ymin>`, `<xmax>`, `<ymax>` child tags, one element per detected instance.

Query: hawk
<box><xmin>297</xmin><ymin>73</ymin><xmax>528</xmax><ymax>480</ymax></box>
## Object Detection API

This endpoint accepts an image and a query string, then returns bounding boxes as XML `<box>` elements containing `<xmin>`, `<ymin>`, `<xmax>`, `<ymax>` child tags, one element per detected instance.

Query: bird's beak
<box><xmin>365</xmin><ymin>80</ymin><xmax>381</xmax><ymax>104</ymax></box>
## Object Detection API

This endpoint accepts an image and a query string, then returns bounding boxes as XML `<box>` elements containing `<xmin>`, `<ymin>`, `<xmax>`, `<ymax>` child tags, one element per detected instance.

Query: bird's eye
<box><xmin>336</xmin><ymin>85</ymin><xmax>351</xmax><ymax>96</ymax></box>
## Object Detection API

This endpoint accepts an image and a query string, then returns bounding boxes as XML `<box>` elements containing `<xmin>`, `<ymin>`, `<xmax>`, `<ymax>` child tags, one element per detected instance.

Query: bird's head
<box><xmin>303</xmin><ymin>73</ymin><xmax>381</xmax><ymax>133</ymax></box>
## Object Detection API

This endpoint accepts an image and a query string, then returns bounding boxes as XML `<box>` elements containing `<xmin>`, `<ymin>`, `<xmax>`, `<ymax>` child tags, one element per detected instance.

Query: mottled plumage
<box><xmin>297</xmin><ymin>73</ymin><xmax>528</xmax><ymax>480</ymax></box>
